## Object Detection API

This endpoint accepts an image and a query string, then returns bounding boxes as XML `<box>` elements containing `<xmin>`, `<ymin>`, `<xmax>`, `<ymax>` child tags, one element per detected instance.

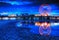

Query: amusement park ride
<box><xmin>0</xmin><ymin>4</ymin><xmax>59</xmax><ymax>35</ymax></box>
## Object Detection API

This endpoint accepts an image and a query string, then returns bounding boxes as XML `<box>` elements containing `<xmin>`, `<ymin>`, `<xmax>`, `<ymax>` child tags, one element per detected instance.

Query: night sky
<box><xmin>0</xmin><ymin>0</ymin><xmax>59</xmax><ymax>15</ymax></box>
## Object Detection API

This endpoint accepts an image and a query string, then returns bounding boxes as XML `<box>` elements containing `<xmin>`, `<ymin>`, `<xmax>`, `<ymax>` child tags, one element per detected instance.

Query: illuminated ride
<box><xmin>35</xmin><ymin>4</ymin><xmax>51</xmax><ymax>35</ymax></box>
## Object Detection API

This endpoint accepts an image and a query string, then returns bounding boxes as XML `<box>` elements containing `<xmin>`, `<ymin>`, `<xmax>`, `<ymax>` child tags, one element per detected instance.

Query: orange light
<box><xmin>40</xmin><ymin>13</ymin><xmax>49</xmax><ymax>16</ymax></box>
<box><xmin>35</xmin><ymin>22</ymin><xmax>41</xmax><ymax>26</ymax></box>
<box><xmin>35</xmin><ymin>14</ymin><xmax>40</xmax><ymax>16</ymax></box>
<box><xmin>35</xmin><ymin>22</ymin><xmax>50</xmax><ymax>27</ymax></box>
<box><xmin>41</xmin><ymin>22</ymin><xmax>50</xmax><ymax>27</ymax></box>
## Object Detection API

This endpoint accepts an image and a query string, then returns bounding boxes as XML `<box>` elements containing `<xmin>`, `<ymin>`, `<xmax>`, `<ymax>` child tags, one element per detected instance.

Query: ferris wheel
<box><xmin>37</xmin><ymin>4</ymin><xmax>51</xmax><ymax>35</ymax></box>
<box><xmin>39</xmin><ymin>4</ymin><xmax>51</xmax><ymax>14</ymax></box>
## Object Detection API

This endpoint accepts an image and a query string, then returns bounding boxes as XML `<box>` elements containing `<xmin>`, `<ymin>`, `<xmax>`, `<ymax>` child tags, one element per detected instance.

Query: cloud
<box><xmin>0</xmin><ymin>1</ymin><xmax>33</xmax><ymax>6</ymax></box>
<box><xmin>0</xmin><ymin>2</ymin><xmax>12</xmax><ymax>7</ymax></box>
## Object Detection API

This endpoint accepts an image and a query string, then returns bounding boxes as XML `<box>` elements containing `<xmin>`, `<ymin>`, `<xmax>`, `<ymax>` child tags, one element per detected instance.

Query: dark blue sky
<box><xmin>0</xmin><ymin>0</ymin><xmax>59</xmax><ymax>15</ymax></box>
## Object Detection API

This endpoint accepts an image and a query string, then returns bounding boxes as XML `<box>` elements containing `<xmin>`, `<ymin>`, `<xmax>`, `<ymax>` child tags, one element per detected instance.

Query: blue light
<box><xmin>0</xmin><ymin>1</ymin><xmax>32</xmax><ymax>5</ymax></box>
<box><xmin>9</xmin><ymin>1</ymin><xmax>19</xmax><ymax>5</ymax></box>
<box><xmin>16</xmin><ymin>22</ymin><xmax>22</xmax><ymax>27</ymax></box>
